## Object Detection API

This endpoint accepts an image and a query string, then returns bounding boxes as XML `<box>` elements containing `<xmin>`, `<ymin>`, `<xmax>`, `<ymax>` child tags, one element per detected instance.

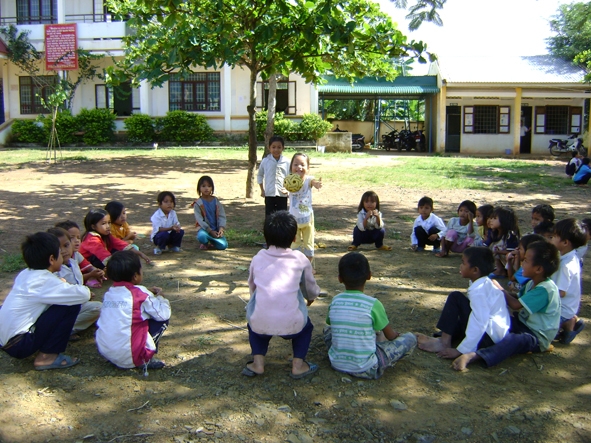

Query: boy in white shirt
<box><xmin>0</xmin><ymin>232</ymin><xmax>90</xmax><ymax>370</ymax></box>
<box><xmin>410</xmin><ymin>196</ymin><xmax>446</xmax><ymax>253</ymax></box>
<box><xmin>416</xmin><ymin>247</ymin><xmax>510</xmax><ymax>363</ymax></box>
<box><xmin>257</xmin><ymin>135</ymin><xmax>290</xmax><ymax>217</ymax></box>
<box><xmin>551</xmin><ymin>218</ymin><xmax>587</xmax><ymax>344</ymax></box>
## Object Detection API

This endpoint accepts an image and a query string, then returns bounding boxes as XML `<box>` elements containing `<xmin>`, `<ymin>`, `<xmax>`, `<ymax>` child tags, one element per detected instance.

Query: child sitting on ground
<box><xmin>192</xmin><ymin>175</ymin><xmax>228</xmax><ymax>250</ymax></box>
<box><xmin>0</xmin><ymin>232</ymin><xmax>90</xmax><ymax>370</ymax></box>
<box><xmin>452</xmin><ymin>241</ymin><xmax>561</xmax><ymax>370</ymax></box>
<box><xmin>47</xmin><ymin>227</ymin><xmax>102</xmax><ymax>338</ymax></box>
<box><xmin>55</xmin><ymin>220</ymin><xmax>106</xmax><ymax>288</ymax></box>
<box><xmin>96</xmin><ymin>250</ymin><xmax>171</xmax><ymax>371</ymax></box>
<box><xmin>243</xmin><ymin>210</ymin><xmax>321</xmax><ymax>379</ymax></box>
<box><xmin>533</xmin><ymin>220</ymin><xmax>555</xmax><ymax>240</ymax></box>
<box><xmin>506</xmin><ymin>234</ymin><xmax>546</xmax><ymax>294</ymax></box>
<box><xmin>348</xmin><ymin>191</ymin><xmax>392</xmax><ymax>251</ymax></box>
<box><xmin>416</xmin><ymin>247</ymin><xmax>510</xmax><ymax>363</ymax></box>
<box><xmin>473</xmin><ymin>204</ymin><xmax>493</xmax><ymax>247</ymax></box>
<box><xmin>105</xmin><ymin>201</ymin><xmax>138</xmax><ymax>246</ymax></box>
<box><xmin>410</xmin><ymin>196</ymin><xmax>446</xmax><ymax>253</ymax></box>
<box><xmin>151</xmin><ymin>191</ymin><xmax>184</xmax><ymax>255</ymax></box>
<box><xmin>436</xmin><ymin>200</ymin><xmax>480</xmax><ymax>257</ymax></box>
<box><xmin>486</xmin><ymin>206</ymin><xmax>520</xmax><ymax>278</ymax></box>
<box><xmin>573</xmin><ymin>157</ymin><xmax>591</xmax><ymax>185</ymax></box>
<box><xmin>566</xmin><ymin>151</ymin><xmax>582</xmax><ymax>178</ymax></box>
<box><xmin>531</xmin><ymin>204</ymin><xmax>555</xmax><ymax>232</ymax></box>
<box><xmin>325</xmin><ymin>252</ymin><xmax>416</xmax><ymax>379</ymax></box>
<box><xmin>551</xmin><ymin>218</ymin><xmax>587</xmax><ymax>344</ymax></box>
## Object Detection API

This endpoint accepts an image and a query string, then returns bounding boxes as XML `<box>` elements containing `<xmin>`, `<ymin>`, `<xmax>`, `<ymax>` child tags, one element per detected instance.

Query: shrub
<box><xmin>76</xmin><ymin>108</ymin><xmax>116</xmax><ymax>145</ymax></box>
<box><xmin>255</xmin><ymin>111</ymin><xmax>296</xmax><ymax>140</ymax></box>
<box><xmin>11</xmin><ymin>119</ymin><xmax>45</xmax><ymax>144</ymax></box>
<box><xmin>298</xmin><ymin>113</ymin><xmax>332</xmax><ymax>141</ymax></box>
<box><xmin>159</xmin><ymin>111</ymin><xmax>214</xmax><ymax>143</ymax></box>
<box><xmin>124</xmin><ymin>113</ymin><xmax>155</xmax><ymax>143</ymax></box>
<box><xmin>39</xmin><ymin>110</ymin><xmax>79</xmax><ymax>145</ymax></box>
<box><xmin>274</xmin><ymin>118</ymin><xmax>298</xmax><ymax>140</ymax></box>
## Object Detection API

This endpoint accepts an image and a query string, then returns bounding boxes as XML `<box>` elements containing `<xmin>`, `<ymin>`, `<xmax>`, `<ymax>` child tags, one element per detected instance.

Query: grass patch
<box><xmin>225</xmin><ymin>228</ymin><xmax>263</xmax><ymax>245</ymax></box>
<box><xmin>0</xmin><ymin>253</ymin><xmax>25</xmax><ymax>273</ymax></box>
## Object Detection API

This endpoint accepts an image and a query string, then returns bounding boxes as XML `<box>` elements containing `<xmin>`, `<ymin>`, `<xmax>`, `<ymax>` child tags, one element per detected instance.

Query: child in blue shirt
<box><xmin>506</xmin><ymin>234</ymin><xmax>546</xmax><ymax>293</ymax></box>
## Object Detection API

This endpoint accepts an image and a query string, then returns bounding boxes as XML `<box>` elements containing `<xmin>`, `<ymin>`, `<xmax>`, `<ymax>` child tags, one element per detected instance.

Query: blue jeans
<box><xmin>476</xmin><ymin>315</ymin><xmax>540</xmax><ymax>367</ymax></box>
<box><xmin>197</xmin><ymin>229</ymin><xmax>228</xmax><ymax>250</ymax></box>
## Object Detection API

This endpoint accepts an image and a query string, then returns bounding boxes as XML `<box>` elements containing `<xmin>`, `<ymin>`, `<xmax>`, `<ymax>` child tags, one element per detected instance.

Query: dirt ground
<box><xmin>0</xmin><ymin>151</ymin><xmax>590</xmax><ymax>443</ymax></box>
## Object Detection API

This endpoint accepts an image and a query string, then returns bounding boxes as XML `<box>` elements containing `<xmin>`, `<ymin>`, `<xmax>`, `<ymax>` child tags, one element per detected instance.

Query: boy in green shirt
<box><xmin>453</xmin><ymin>240</ymin><xmax>560</xmax><ymax>371</ymax></box>
<box><xmin>324</xmin><ymin>252</ymin><xmax>416</xmax><ymax>379</ymax></box>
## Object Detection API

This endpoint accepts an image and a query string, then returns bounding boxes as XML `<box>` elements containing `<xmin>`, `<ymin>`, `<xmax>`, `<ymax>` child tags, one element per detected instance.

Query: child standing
<box><xmin>453</xmin><ymin>241</ymin><xmax>561</xmax><ymax>370</ymax></box>
<box><xmin>47</xmin><ymin>227</ymin><xmax>102</xmax><ymax>336</ymax></box>
<box><xmin>105</xmin><ymin>201</ymin><xmax>137</xmax><ymax>245</ymax></box>
<box><xmin>289</xmin><ymin>153</ymin><xmax>323</xmax><ymax>261</ymax></box>
<box><xmin>410</xmin><ymin>196</ymin><xmax>446</xmax><ymax>253</ymax></box>
<box><xmin>436</xmin><ymin>200</ymin><xmax>479</xmax><ymax>257</ymax></box>
<box><xmin>55</xmin><ymin>220</ymin><xmax>105</xmax><ymax>288</ymax></box>
<box><xmin>551</xmin><ymin>218</ymin><xmax>587</xmax><ymax>344</ymax></box>
<box><xmin>243</xmin><ymin>211</ymin><xmax>320</xmax><ymax>379</ymax></box>
<box><xmin>80</xmin><ymin>209</ymin><xmax>151</xmax><ymax>269</ymax></box>
<box><xmin>348</xmin><ymin>191</ymin><xmax>392</xmax><ymax>251</ymax></box>
<box><xmin>193</xmin><ymin>175</ymin><xmax>228</xmax><ymax>250</ymax></box>
<box><xmin>0</xmin><ymin>232</ymin><xmax>90</xmax><ymax>370</ymax></box>
<box><xmin>151</xmin><ymin>191</ymin><xmax>184</xmax><ymax>255</ymax></box>
<box><xmin>486</xmin><ymin>206</ymin><xmax>520</xmax><ymax>278</ymax></box>
<box><xmin>531</xmin><ymin>204</ymin><xmax>555</xmax><ymax>231</ymax></box>
<box><xmin>257</xmin><ymin>135</ymin><xmax>290</xmax><ymax>216</ymax></box>
<box><xmin>325</xmin><ymin>252</ymin><xmax>416</xmax><ymax>379</ymax></box>
<box><xmin>97</xmin><ymin>250</ymin><xmax>171</xmax><ymax>370</ymax></box>
<box><xmin>416</xmin><ymin>247</ymin><xmax>510</xmax><ymax>361</ymax></box>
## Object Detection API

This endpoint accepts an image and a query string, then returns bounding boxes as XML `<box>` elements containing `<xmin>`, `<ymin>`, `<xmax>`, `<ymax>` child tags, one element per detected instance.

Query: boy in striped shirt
<box><xmin>324</xmin><ymin>252</ymin><xmax>416</xmax><ymax>379</ymax></box>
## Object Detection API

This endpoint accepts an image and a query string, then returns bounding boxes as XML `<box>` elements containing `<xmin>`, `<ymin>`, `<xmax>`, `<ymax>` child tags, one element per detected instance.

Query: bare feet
<box><xmin>452</xmin><ymin>352</ymin><xmax>480</xmax><ymax>371</ymax></box>
<box><xmin>435</xmin><ymin>251</ymin><xmax>448</xmax><ymax>258</ymax></box>
<box><xmin>416</xmin><ymin>334</ymin><xmax>448</xmax><ymax>353</ymax></box>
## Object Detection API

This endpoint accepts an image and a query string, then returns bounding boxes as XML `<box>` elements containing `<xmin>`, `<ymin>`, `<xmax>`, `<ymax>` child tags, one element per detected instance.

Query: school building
<box><xmin>0</xmin><ymin>1</ymin><xmax>588</xmax><ymax>156</ymax></box>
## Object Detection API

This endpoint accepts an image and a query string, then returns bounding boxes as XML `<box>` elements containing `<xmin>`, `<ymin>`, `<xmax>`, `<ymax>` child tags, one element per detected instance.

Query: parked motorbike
<box><xmin>381</xmin><ymin>129</ymin><xmax>400</xmax><ymax>151</ymax></box>
<box><xmin>398</xmin><ymin>129</ymin><xmax>415</xmax><ymax>151</ymax></box>
<box><xmin>413</xmin><ymin>129</ymin><xmax>426</xmax><ymax>152</ymax></box>
<box><xmin>548</xmin><ymin>134</ymin><xmax>587</xmax><ymax>156</ymax></box>
<box><xmin>352</xmin><ymin>134</ymin><xmax>365</xmax><ymax>151</ymax></box>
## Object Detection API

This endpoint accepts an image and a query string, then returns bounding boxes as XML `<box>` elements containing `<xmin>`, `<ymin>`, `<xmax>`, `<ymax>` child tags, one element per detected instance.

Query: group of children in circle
<box><xmin>1</xmin><ymin>135</ymin><xmax>588</xmax><ymax>379</ymax></box>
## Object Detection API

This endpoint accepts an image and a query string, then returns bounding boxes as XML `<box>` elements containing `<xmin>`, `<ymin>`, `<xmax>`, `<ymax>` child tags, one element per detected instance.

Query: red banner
<box><xmin>45</xmin><ymin>24</ymin><xmax>78</xmax><ymax>71</ymax></box>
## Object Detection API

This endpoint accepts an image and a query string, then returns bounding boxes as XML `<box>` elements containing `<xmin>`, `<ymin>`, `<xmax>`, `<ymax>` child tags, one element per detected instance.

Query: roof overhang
<box><xmin>318</xmin><ymin>75</ymin><xmax>439</xmax><ymax>100</ymax></box>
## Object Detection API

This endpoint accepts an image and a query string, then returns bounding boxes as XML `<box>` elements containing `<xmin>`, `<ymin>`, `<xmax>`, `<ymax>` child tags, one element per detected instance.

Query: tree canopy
<box><xmin>391</xmin><ymin>0</ymin><xmax>446</xmax><ymax>30</ymax></box>
<box><xmin>547</xmin><ymin>1</ymin><xmax>591</xmax><ymax>81</ymax></box>
<box><xmin>107</xmin><ymin>0</ymin><xmax>432</xmax><ymax>197</ymax></box>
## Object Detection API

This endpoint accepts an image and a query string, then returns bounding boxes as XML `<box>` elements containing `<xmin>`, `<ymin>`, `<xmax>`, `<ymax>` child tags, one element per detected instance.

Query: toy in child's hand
<box><xmin>284</xmin><ymin>173</ymin><xmax>304</xmax><ymax>192</ymax></box>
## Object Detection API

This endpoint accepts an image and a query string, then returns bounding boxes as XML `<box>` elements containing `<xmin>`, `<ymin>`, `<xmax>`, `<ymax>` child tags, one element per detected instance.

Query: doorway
<box><xmin>445</xmin><ymin>106</ymin><xmax>461</xmax><ymax>152</ymax></box>
<box><xmin>520</xmin><ymin>106</ymin><xmax>532</xmax><ymax>154</ymax></box>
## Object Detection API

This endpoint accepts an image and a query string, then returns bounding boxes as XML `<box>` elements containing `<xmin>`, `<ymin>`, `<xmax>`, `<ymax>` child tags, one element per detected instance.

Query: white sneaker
<box><xmin>170</xmin><ymin>246</ymin><xmax>181</xmax><ymax>252</ymax></box>
<box><xmin>153</xmin><ymin>247</ymin><xmax>162</xmax><ymax>255</ymax></box>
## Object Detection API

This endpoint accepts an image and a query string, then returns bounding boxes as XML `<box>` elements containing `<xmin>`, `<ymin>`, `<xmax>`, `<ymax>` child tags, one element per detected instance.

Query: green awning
<box><xmin>318</xmin><ymin>75</ymin><xmax>439</xmax><ymax>99</ymax></box>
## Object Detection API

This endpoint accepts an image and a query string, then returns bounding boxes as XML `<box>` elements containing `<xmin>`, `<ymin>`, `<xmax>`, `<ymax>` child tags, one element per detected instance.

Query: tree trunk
<box><xmin>263</xmin><ymin>73</ymin><xmax>277</xmax><ymax>157</ymax></box>
<box><xmin>245</xmin><ymin>67</ymin><xmax>259</xmax><ymax>199</ymax></box>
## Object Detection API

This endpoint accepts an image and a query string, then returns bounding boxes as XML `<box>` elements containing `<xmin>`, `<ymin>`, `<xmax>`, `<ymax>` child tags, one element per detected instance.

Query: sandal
<box><xmin>35</xmin><ymin>353</ymin><xmax>80</xmax><ymax>371</ymax></box>
<box><xmin>377</xmin><ymin>245</ymin><xmax>392</xmax><ymax>251</ymax></box>
<box><xmin>290</xmin><ymin>361</ymin><xmax>319</xmax><ymax>379</ymax></box>
<box><xmin>241</xmin><ymin>361</ymin><xmax>263</xmax><ymax>377</ymax></box>
<box><xmin>347</xmin><ymin>245</ymin><xmax>358</xmax><ymax>251</ymax></box>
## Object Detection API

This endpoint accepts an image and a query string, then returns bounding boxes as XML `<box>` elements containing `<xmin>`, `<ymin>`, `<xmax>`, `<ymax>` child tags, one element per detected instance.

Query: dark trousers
<box><xmin>574</xmin><ymin>172</ymin><xmax>591</xmax><ymax>185</ymax></box>
<box><xmin>1</xmin><ymin>304</ymin><xmax>81</xmax><ymax>358</ymax></box>
<box><xmin>148</xmin><ymin>318</ymin><xmax>169</xmax><ymax>353</ymax></box>
<box><xmin>414</xmin><ymin>226</ymin><xmax>441</xmax><ymax>248</ymax></box>
<box><xmin>476</xmin><ymin>315</ymin><xmax>539</xmax><ymax>367</ymax></box>
<box><xmin>352</xmin><ymin>226</ymin><xmax>386</xmax><ymax>248</ymax></box>
<box><xmin>247</xmin><ymin>317</ymin><xmax>313</xmax><ymax>360</ymax></box>
<box><xmin>437</xmin><ymin>291</ymin><xmax>494</xmax><ymax>348</ymax></box>
<box><xmin>264</xmin><ymin>196</ymin><xmax>288</xmax><ymax>217</ymax></box>
<box><xmin>153</xmin><ymin>229</ymin><xmax>184</xmax><ymax>249</ymax></box>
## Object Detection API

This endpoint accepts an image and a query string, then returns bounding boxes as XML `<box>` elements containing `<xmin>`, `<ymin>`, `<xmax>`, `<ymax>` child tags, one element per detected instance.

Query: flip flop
<box><xmin>290</xmin><ymin>361</ymin><xmax>318</xmax><ymax>379</ymax></box>
<box><xmin>241</xmin><ymin>361</ymin><xmax>262</xmax><ymax>377</ymax></box>
<box><xmin>35</xmin><ymin>353</ymin><xmax>80</xmax><ymax>371</ymax></box>
<box><xmin>138</xmin><ymin>358</ymin><xmax>165</xmax><ymax>370</ymax></box>
<box><xmin>347</xmin><ymin>245</ymin><xmax>358</xmax><ymax>251</ymax></box>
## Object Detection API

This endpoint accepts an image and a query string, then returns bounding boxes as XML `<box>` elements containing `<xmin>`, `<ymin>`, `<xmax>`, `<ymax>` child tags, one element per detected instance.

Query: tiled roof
<box><xmin>438</xmin><ymin>55</ymin><xmax>586</xmax><ymax>84</ymax></box>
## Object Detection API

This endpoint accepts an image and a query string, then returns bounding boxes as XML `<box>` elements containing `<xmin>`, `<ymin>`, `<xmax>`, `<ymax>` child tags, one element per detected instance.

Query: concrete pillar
<box><xmin>139</xmin><ymin>79</ymin><xmax>150</xmax><ymax>115</ymax></box>
<box><xmin>57</xmin><ymin>0</ymin><xmax>65</xmax><ymax>23</ymax></box>
<box><xmin>223</xmin><ymin>65</ymin><xmax>231</xmax><ymax>132</ymax></box>
<box><xmin>513</xmin><ymin>87</ymin><xmax>522</xmax><ymax>154</ymax></box>
<box><xmin>2</xmin><ymin>62</ymin><xmax>8</xmax><ymax>122</ymax></box>
<box><xmin>438</xmin><ymin>84</ymin><xmax>446</xmax><ymax>153</ymax></box>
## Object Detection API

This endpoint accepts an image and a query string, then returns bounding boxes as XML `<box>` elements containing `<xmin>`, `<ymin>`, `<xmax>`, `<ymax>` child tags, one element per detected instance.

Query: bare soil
<box><xmin>0</xmin><ymin>151</ymin><xmax>589</xmax><ymax>443</ymax></box>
